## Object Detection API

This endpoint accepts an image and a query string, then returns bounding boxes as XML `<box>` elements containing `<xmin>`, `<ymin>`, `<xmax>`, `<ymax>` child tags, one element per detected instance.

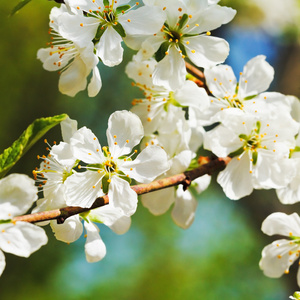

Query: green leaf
<box><xmin>155</xmin><ymin>41</ymin><xmax>169</xmax><ymax>62</ymax></box>
<box><xmin>178</xmin><ymin>13</ymin><xmax>188</xmax><ymax>29</ymax></box>
<box><xmin>116</xmin><ymin>5</ymin><xmax>131</xmax><ymax>15</ymax></box>
<box><xmin>113</xmin><ymin>22</ymin><xmax>126</xmax><ymax>38</ymax></box>
<box><xmin>10</xmin><ymin>0</ymin><xmax>32</xmax><ymax>16</ymax></box>
<box><xmin>103</xmin><ymin>0</ymin><xmax>110</xmax><ymax>7</ymax></box>
<box><xmin>0</xmin><ymin>114</ymin><xmax>68</xmax><ymax>179</ymax></box>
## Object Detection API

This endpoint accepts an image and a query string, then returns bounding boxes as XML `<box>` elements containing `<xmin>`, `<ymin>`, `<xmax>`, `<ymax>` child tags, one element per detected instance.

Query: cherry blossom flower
<box><xmin>126</xmin><ymin>55</ymin><xmax>209</xmax><ymax>135</ymax></box>
<box><xmin>0</xmin><ymin>174</ymin><xmax>48</xmax><ymax>276</ymax></box>
<box><xmin>204</xmin><ymin>110</ymin><xmax>299</xmax><ymax>200</ymax></box>
<box><xmin>62</xmin><ymin>0</ymin><xmax>165</xmax><ymax>67</ymax></box>
<box><xmin>141</xmin><ymin>0</ymin><xmax>236</xmax><ymax>89</ymax></box>
<box><xmin>64</xmin><ymin>110</ymin><xmax>170</xmax><ymax>216</ymax></box>
<box><xmin>259</xmin><ymin>212</ymin><xmax>300</xmax><ymax>287</ymax></box>
<box><xmin>33</xmin><ymin>117</ymin><xmax>78</xmax><ymax>217</ymax></box>
<box><xmin>201</xmin><ymin>55</ymin><xmax>291</xmax><ymax>125</ymax></box>
<box><xmin>37</xmin><ymin>5</ymin><xmax>101</xmax><ymax>97</ymax></box>
<box><xmin>276</xmin><ymin>96</ymin><xmax>300</xmax><ymax>204</ymax></box>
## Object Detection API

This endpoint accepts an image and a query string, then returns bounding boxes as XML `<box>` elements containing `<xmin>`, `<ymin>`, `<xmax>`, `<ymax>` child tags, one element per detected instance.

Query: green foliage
<box><xmin>10</xmin><ymin>0</ymin><xmax>32</xmax><ymax>16</ymax></box>
<box><xmin>0</xmin><ymin>114</ymin><xmax>68</xmax><ymax>179</ymax></box>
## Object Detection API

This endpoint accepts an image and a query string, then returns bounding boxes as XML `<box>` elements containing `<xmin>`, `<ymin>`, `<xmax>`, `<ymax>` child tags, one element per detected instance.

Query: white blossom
<box><xmin>141</xmin><ymin>0</ymin><xmax>236</xmax><ymax>89</ymax></box>
<box><xmin>259</xmin><ymin>212</ymin><xmax>300</xmax><ymax>287</ymax></box>
<box><xmin>202</xmin><ymin>55</ymin><xmax>290</xmax><ymax>125</ymax></box>
<box><xmin>204</xmin><ymin>110</ymin><xmax>299</xmax><ymax>200</ymax></box>
<box><xmin>126</xmin><ymin>55</ymin><xmax>209</xmax><ymax>135</ymax></box>
<box><xmin>37</xmin><ymin>5</ymin><xmax>101</xmax><ymax>97</ymax></box>
<box><xmin>65</xmin><ymin>110</ymin><xmax>170</xmax><ymax>216</ymax></box>
<box><xmin>62</xmin><ymin>0</ymin><xmax>165</xmax><ymax>67</ymax></box>
<box><xmin>0</xmin><ymin>174</ymin><xmax>48</xmax><ymax>276</ymax></box>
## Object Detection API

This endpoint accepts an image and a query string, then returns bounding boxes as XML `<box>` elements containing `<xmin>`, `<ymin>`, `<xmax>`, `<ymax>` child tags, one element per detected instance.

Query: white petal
<box><xmin>191</xmin><ymin>5</ymin><xmax>236</xmax><ymax>33</ymax></box>
<box><xmin>59</xmin><ymin>57</ymin><xmax>88</xmax><ymax>97</ymax></box>
<box><xmin>0</xmin><ymin>250</ymin><xmax>5</xmax><ymax>276</ymax></box>
<box><xmin>88</xmin><ymin>66</ymin><xmax>102</xmax><ymax>97</ymax></box>
<box><xmin>217</xmin><ymin>155</ymin><xmax>253</xmax><ymax>200</ymax></box>
<box><xmin>193</xmin><ymin>175</ymin><xmax>211</xmax><ymax>194</ymax></box>
<box><xmin>152</xmin><ymin>46</ymin><xmax>186</xmax><ymax>90</ymax></box>
<box><xmin>204</xmin><ymin>64</ymin><xmax>237</xmax><ymax>99</ymax></box>
<box><xmin>276</xmin><ymin>159</ymin><xmax>300</xmax><ymax>205</ymax></box>
<box><xmin>106</xmin><ymin>110</ymin><xmax>144</xmax><ymax>158</ymax></box>
<box><xmin>61</xmin><ymin>117</ymin><xmax>78</xmax><ymax>143</ymax></box>
<box><xmin>0</xmin><ymin>174</ymin><xmax>37</xmax><ymax>219</ymax></box>
<box><xmin>253</xmin><ymin>155</ymin><xmax>296</xmax><ymax>190</ymax></box>
<box><xmin>168</xmin><ymin>150</ymin><xmax>193</xmax><ymax>175</ymax></box>
<box><xmin>58</xmin><ymin>13</ymin><xmax>98</xmax><ymax>48</ymax></box>
<box><xmin>119</xmin><ymin>6</ymin><xmax>165</xmax><ymax>36</ymax></box>
<box><xmin>261</xmin><ymin>212</ymin><xmax>300</xmax><ymax>237</ymax></box>
<box><xmin>0</xmin><ymin>222</ymin><xmax>48</xmax><ymax>257</ymax></box>
<box><xmin>186</xmin><ymin>35</ymin><xmax>229</xmax><ymax>68</ymax></box>
<box><xmin>89</xmin><ymin>205</ymin><xmax>123</xmax><ymax>226</ymax></box>
<box><xmin>37</xmin><ymin>47</ymin><xmax>69</xmax><ymax>71</ymax></box>
<box><xmin>96</xmin><ymin>26</ymin><xmax>124</xmax><ymax>67</ymax></box>
<box><xmin>173</xmin><ymin>81</ymin><xmax>209</xmax><ymax>111</ymax></box>
<box><xmin>130</xmin><ymin>101</ymin><xmax>166</xmax><ymax>136</ymax></box>
<box><xmin>50</xmin><ymin>142</ymin><xmax>76</xmax><ymax>167</ymax></box>
<box><xmin>204</xmin><ymin>124</ymin><xmax>242</xmax><ymax>157</ymax></box>
<box><xmin>121</xmin><ymin>146</ymin><xmax>170</xmax><ymax>183</ymax></box>
<box><xmin>141</xmin><ymin>187</ymin><xmax>175</xmax><ymax>215</ymax></box>
<box><xmin>108</xmin><ymin>176</ymin><xmax>138</xmax><ymax>216</ymax></box>
<box><xmin>109</xmin><ymin>215</ymin><xmax>131</xmax><ymax>235</ymax></box>
<box><xmin>238</xmin><ymin>55</ymin><xmax>274</xmax><ymax>99</ymax></box>
<box><xmin>88</xmin><ymin>204</ymin><xmax>131</xmax><ymax>234</ymax></box>
<box><xmin>259</xmin><ymin>239</ymin><xmax>299</xmax><ymax>278</ymax></box>
<box><xmin>70</xmin><ymin>127</ymin><xmax>104</xmax><ymax>163</ymax></box>
<box><xmin>172</xmin><ymin>187</ymin><xmax>197</xmax><ymax>229</ymax></box>
<box><xmin>84</xmin><ymin>221</ymin><xmax>106</xmax><ymax>263</ymax></box>
<box><xmin>50</xmin><ymin>216</ymin><xmax>83</xmax><ymax>243</ymax></box>
<box><xmin>65</xmin><ymin>171</ymin><xmax>105</xmax><ymax>208</ymax></box>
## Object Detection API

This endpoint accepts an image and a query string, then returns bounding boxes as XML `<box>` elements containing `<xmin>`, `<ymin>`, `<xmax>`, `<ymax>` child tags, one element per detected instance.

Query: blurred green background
<box><xmin>0</xmin><ymin>0</ymin><xmax>300</xmax><ymax>299</ymax></box>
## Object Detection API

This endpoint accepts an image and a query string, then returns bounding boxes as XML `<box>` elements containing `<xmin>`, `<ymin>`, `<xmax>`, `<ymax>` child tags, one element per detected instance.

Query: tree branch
<box><xmin>12</xmin><ymin>156</ymin><xmax>231</xmax><ymax>224</ymax></box>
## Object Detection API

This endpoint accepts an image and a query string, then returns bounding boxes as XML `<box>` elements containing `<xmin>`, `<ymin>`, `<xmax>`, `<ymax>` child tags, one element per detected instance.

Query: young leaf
<box><xmin>0</xmin><ymin>114</ymin><xmax>68</xmax><ymax>179</ymax></box>
<box><xmin>10</xmin><ymin>0</ymin><xmax>32</xmax><ymax>17</ymax></box>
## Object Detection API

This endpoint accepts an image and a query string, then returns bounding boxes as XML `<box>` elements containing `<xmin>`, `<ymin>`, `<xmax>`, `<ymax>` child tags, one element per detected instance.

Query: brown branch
<box><xmin>185</xmin><ymin>61</ymin><xmax>211</xmax><ymax>94</ymax></box>
<box><xmin>12</xmin><ymin>156</ymin><xmax>231</xmax><ymax>224</ymax></box>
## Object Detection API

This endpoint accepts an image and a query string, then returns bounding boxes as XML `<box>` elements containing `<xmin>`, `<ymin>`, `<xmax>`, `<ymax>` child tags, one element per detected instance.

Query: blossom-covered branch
<box><xmin>12</xmin><ymin>156</ymin><xmax>230</xmax><ymax>224</ymax></box>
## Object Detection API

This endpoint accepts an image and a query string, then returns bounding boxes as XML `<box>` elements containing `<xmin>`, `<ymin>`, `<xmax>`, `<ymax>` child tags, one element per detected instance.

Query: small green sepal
<box><xmin>101</xmin><ymin>174</ymin><xmax>110</xmax><ymax>194</ymax></box>
<box><xmin>116</xmin><ymin>5</ymin><xmax>131</xmax><ymax>14</ymax></box>
<box><xmin>113</xmin><ymin>22</ymin><xmax>126</xmax><ymax>37</ymax></box>
<box><xmin>155</xmin><ymin>41</ymin><xmax>169</xmax><ymax>62</ymax></box>
<box><xmin>229</xmin><ymin>146</ymin><xmax>244</xmax><ymax>158</ymax></box>
<box><xmin>178</xmin><ymin>13</ymin><xmax>188</xmax><ymax>29</ymax></box>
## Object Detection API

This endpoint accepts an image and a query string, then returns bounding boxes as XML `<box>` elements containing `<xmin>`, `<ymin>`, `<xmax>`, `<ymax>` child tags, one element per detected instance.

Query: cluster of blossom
<box><xmin>1</xmin><ymin>0</ymin><xmax>300</xmax><ymax>295</ymax></box>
